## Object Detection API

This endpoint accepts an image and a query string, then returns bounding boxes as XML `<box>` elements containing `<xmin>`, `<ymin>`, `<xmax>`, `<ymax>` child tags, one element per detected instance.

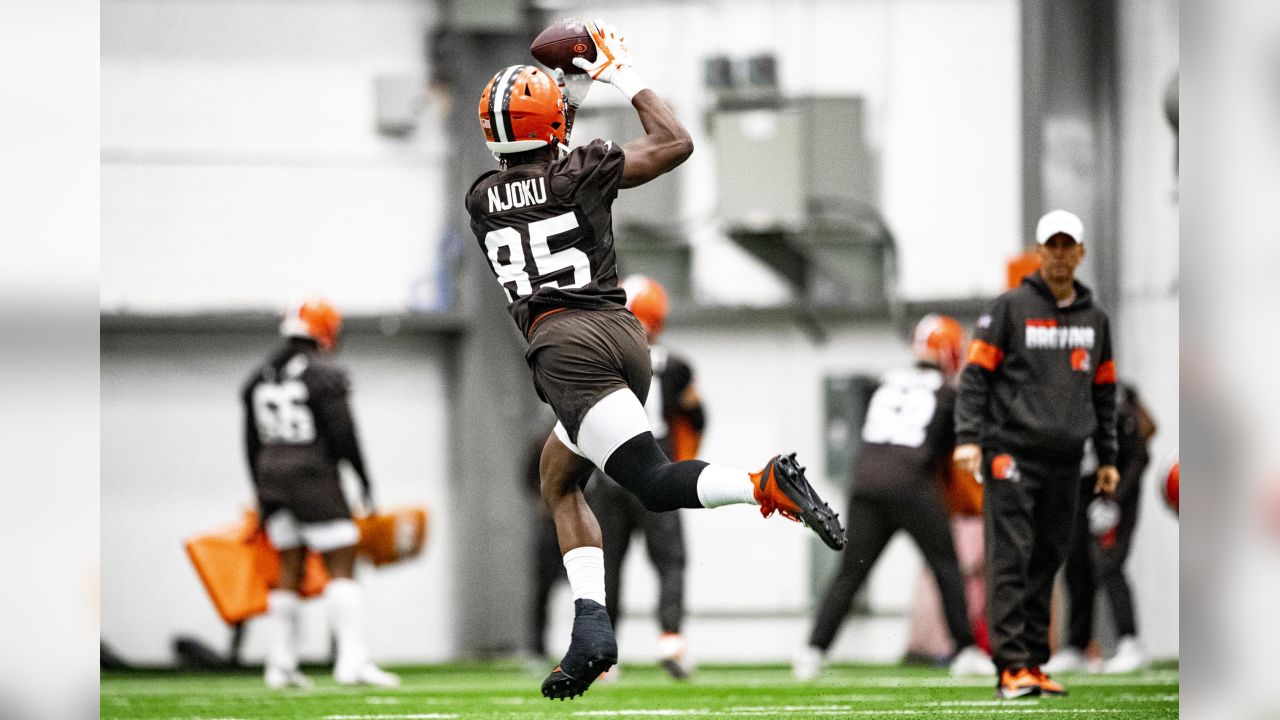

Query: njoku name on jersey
<box><xmin>465</xmin><ymin>139</ymin><xmax>628</xmax><ymax>335</ymax></box>
<box><xmin>486</xmin><ymin>177</ymin><xmax>548</xmax><ymax>213</ymax></box>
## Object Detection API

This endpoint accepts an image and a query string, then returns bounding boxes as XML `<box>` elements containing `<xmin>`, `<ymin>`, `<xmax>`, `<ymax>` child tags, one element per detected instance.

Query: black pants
<box><xmin>587</xmin><ymin>473</ymin><xmax>687</xmax><ymax>634</ymax></box>
<box><xmin>983</xmin><ymin>450</ymin><xmax>1080</xmax><ymax>672</ymax></box>
<box><xmin>809</xmin><ymin>487</ymin><xmax>975</xmax><ymax>652</ymax></box>
<box><xmin>1063</xmin><ymin>475</ymin><xmax>1140</xmax><ymax>649</ymax></box>
<box><xmin>527</xmin><ymin>510</ymin><xmax>566</xmax><ymax>657</ymax></box>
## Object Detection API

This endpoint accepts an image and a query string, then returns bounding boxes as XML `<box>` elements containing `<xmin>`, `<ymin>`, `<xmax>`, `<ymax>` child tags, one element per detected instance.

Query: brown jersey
<box><xmin>241</xmin><ymin>340</ymin><xmax>369</xmax><ymax>490</ymax></box>
<box><xmin>851</xmin><ymin>363</ymin><xmax>956</xmax><ymax>497</ymax></box>
<box><xmin>464</xmin><ymin>139</ymin><xmax>629</xmax><ymax>336</ymax></box>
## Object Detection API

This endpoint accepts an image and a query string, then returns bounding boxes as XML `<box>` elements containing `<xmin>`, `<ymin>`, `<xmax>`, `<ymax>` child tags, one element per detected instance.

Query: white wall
<box><xmin>100</xmin><ymin>0</ymin><xmax>446</xmax><ymax>314</ymax></box>
<box><xmin>549</xmin><ymin>0</ymin><xmax>1021</xmax><ymax>304</ymax></box>
<box><xmin>100</xmin><ymin>332</ymin><xmax>455</xmax><ymax>665</ymax></box>
<box><xmin>1113</xmin><ymin>0</ymin><xmax>1180</xmax><ymax>660</ymax></box>
<box><xmin>100</xmin><ymin>0</ymin><xmax>1020</xmax><ymax>313</ymax></box>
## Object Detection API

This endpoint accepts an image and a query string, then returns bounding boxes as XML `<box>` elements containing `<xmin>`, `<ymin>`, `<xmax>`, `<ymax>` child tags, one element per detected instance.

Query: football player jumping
<box><xmin>464</xmin><ymin>20</ymin><xmax>846</xmax><ymax>700</ymax></box>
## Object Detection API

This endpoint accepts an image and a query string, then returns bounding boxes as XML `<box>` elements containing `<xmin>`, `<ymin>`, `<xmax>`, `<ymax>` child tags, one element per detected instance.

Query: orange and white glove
<box><xmin>572</xmin><ymin>19</ymin><xmax>648</xmax><ymax>100</ymax></box>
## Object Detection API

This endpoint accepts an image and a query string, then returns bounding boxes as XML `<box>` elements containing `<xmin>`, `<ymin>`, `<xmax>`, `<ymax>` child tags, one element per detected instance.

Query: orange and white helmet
<box><xmin>621</xmin><ymin>275</ymin><xmax>669</xmax><ymax>337</ymax></box>
<box><xmin>279</xmin><ymin>297</ymin><xmax>342</xmax><ymax>350</ymax></box>
<box><xmin>478</xmin><ymin>64</ymin><xmax>567</xmax><ymax>154</ymax></box>
<box><xmin>912</xmin><ymin>313</ymin><xmax>965</xmax><ymax>375</ymax></box>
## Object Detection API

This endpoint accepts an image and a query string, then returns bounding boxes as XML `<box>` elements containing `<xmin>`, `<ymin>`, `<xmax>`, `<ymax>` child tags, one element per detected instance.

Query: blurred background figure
<box><xmin>902</xmin><ymin>463</ymin><xmax>989</xmax><ymax>667</ymax></box>
<box><xmin>953</xmin><ymin>211</ymin><xmax>1120</xmax><ymax>699</ymax></box>
<box><xmin>795</xmin><ymin>315</ymin><xmax>993</xmax><ymax>681</ymax></box>
<box><xmin>243</xmin><ymin>298</ymin><xmax>398</xmax><ymax>689</ymax></box>
<box><xmin>1047</xmin><ymin>382</ymin><xmax>1157</xmax><ymax>674</ymax></box>
<box><xmin>586</xmin><ymin>275</ymin><xmax>705</xmax><ymax>681</ymax></box>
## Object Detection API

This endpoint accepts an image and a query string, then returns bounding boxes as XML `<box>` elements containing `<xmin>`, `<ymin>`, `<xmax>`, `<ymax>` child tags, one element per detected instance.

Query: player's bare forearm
<box><xmin>620</xmin><ymin>90</ymin><xmax>693</xmax><ymax>188</ymax></box>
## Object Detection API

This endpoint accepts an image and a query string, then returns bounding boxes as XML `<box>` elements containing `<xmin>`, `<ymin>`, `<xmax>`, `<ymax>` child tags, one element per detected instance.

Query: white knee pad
<box><xmin>573</xmin><ymin>387</ymin><xmax>651</xmax><ymax>469</ymax></box>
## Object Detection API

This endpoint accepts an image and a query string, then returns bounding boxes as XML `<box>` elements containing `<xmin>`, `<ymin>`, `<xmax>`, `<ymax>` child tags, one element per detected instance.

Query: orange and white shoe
<box><xmin>751</xmin><ymin>453</ymin><xmax>846</xmax><ymax>550</ymax></box>
<box><xmin>995</xmin><ymin>668</ymin><xmax>1041</xmax><ymax>699</ymax></box>
<box><xmin>1030</xmin><ymin>667</ymin><xmax>1067</xmax><ymax>697</ymax></box>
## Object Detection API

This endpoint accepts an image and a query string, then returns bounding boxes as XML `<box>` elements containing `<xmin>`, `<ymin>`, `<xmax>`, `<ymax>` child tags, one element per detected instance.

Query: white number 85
<box><xmin>484</xmin><ymin>211</ymin><xmax>591</xmax><ymax>302</ymax></box>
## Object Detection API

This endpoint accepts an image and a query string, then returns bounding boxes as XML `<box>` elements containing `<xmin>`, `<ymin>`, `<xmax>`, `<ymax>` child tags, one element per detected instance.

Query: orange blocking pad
<box><xmin>184</xmin><ymin>510</ymin><xmax>329</xmax><ymax>625</ymax></box>
<box><xmin>355</xmin><ymin>506</ymin><xmax>429</xmax><ymax>566</ymax></box>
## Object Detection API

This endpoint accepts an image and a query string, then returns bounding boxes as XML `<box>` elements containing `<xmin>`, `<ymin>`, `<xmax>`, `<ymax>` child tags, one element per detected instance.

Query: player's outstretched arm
<box><xmin>618</xmin><ymin>91</ymin><xmax>693</xmax><ymax>188</ymax></box>
<box><xmin>572</xmin><ymin>20</ymin><xmax>693</xmax><ymax>189</ymax></box>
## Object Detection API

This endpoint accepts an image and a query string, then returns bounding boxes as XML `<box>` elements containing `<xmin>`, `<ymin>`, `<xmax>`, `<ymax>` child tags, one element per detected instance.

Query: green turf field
<box><xmin>101</xmin><ymin>662</ymin><xmax>1179</xmax><ymax>719</ymax></box>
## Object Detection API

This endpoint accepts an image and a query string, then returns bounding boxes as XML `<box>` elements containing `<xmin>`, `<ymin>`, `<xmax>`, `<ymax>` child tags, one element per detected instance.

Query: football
<box><xmin>530</xmin><ymin>18</ymin><xmax>596</xmax><ymax>75</ymax></box>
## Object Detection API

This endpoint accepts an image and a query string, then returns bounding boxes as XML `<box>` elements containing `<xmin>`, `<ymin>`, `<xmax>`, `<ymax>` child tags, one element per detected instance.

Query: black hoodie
<box><xmin>955</xmin><ymin>272</ymin><xmax>1118</xmax><ymax>467</ymax></box>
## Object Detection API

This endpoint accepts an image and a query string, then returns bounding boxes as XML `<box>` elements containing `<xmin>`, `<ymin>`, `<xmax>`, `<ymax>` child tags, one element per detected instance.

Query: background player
<box><xmin>953</xmin><ymin>209</ymin><xmax>1120</xmax><ymax>699</ymax></box>
<box><xmin>794</xmin><ymin>315</ymin><xmax>994</xmax><ymax>681</ymax></box>
<box><xmin>465</xmin><ymin>20</ymin><xmax>845</xmax><ymax>699</ymax></box>
<box><xmin>902</xmin><ymin>463</ymin><xmax>990</xmax><ymax>667</ymax></box>
<box><xmin>587</xmin><ymin>275</ymin><xmax>703</xmax><ymax>681</ymax></box>
<box><xmin>243</xmin><ymin>298</ymin><xmax>398</xmax><ymax>689</ymax></box>
<box><xmin>1046</xmin><ymin>381</ymin><xmax>1157</xmax><ymax>674</ymax></box>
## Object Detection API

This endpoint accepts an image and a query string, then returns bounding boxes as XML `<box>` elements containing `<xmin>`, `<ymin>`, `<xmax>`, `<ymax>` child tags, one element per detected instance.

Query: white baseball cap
<box><xmin>1035</xmin><ymin>209</ymin><xmax>1084</xmax><ymax>244</ymax></box>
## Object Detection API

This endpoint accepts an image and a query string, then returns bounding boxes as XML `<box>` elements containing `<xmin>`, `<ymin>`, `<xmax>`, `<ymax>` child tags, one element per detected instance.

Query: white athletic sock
<box><xmin>326</xmin><ymin>578</ymin><xmax>369</xmax><ymax>676</ymax></box>
<box><xmin>562</xmin><ymin>546</ymin><xmax>607</xmax><ymax>606</ymax></box>
<box><xmin>266</xmin><ymin>589</ymin><xmax>301</xmax><ymax>671</ymax></box>
<box><xmin>695</xmin><ymin>464</ymin><xmax>759</xmax><ymax>508</ymax></box>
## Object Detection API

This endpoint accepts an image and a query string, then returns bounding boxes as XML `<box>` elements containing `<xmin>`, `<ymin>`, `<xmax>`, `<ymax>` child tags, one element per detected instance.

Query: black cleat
<box><xmin>752</xmin><ymin>453</ymin><xmax>847</xmax><ymax>551</ymax></box>
<box><xmin>659</xmin><ymin>657</ymin><xmax>690</xmax><ymax>681</ymax></box>
<box><xmin>540</xmin><ymin>599</ymin><xmax>618</xmax><ymax>700</ymax></box>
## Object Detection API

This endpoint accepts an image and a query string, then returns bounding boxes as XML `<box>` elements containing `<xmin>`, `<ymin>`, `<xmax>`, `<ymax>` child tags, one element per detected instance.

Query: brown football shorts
<box><xmin>254</xmin><ymin>448</ymin><xmax>352</xmax><ymax>524</ymax></box>
<box><xmin>525</xmin><ymin>306</ymin><xmax>652</xmax><ymax>443</ymax></box>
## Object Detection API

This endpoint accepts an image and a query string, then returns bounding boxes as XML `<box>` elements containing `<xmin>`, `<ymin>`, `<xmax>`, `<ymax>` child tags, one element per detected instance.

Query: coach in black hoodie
<box><xmin>953</xmin><ymin>209</ymin><xmax>1119</xmax><ymax>699</ymax></box>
